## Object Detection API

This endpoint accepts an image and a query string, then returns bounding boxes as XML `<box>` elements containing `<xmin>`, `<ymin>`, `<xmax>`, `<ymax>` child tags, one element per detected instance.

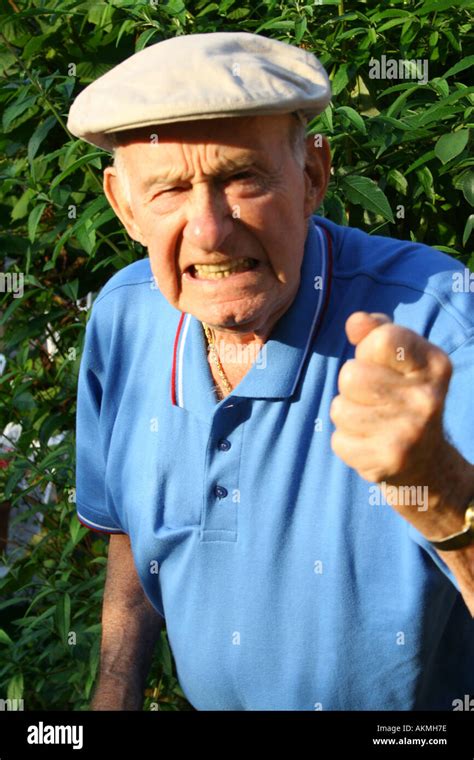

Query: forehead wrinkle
<box><xmin>140</xmin><ymin>147</ymin><xmax>260</xmax><ymax>194</ymax></box>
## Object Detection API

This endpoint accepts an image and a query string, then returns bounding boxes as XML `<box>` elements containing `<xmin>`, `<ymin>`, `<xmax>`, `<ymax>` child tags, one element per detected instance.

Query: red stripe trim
<box><xmin>77</xmin><ymin>516</ymin><xmax>125</xmax><ymax>535</ymax></box>
<box><xmin>171</xmin><ymin>312</ymin><xmax>186</xmax><ymax>406</ymax></box>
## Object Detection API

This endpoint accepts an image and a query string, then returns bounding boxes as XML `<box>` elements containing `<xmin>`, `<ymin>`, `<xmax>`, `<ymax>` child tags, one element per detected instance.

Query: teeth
<box><xmin>192</xmin><ymin>258</ymin><xmax>256</xmax><ymax>279</ymax></box>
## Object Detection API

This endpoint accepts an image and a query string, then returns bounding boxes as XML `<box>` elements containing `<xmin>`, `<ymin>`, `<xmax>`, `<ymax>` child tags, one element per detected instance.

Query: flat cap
<box><xmin>67</xmin><ymin>31</ymin><xmax>331</xmax><ymax>153</ymax></box>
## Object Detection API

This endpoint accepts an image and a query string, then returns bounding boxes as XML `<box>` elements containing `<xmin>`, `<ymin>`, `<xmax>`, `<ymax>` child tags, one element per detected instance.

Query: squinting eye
<box><xmin>231</xmin><ymin>172</ymin><xmax>254</xmax><ymax>181</ymax></box>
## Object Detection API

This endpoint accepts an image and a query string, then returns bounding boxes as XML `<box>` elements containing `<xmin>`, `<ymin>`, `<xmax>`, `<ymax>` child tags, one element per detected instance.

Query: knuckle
<box><xmin>412</xmin><ymin>384</ymin><xmax>443</xmax><ymax>420</ymax></box>
<box><xmin>329</xmin><ymin>395</ymin><xmax>343</xmax><ymax>424</ymax></box>
<box><xmin>430</xmin><ymin>350</ymin><xmax>452</xmax><ymax>382</ymax></box>
<box><xmin>338</xmin><ymin>360</ymin><xmax>356</xmax><ymax>393</ymax></box>
<box><xmin>370</xmin><ymin>326</ymin><xmax>393</xmax><ymax>359</ymax></box>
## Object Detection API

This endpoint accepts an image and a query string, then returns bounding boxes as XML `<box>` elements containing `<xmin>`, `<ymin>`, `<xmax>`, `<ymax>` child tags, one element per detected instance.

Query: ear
<box><xmin>103</xmin><ymin>165</ymin><xmax>147</xmax><ymax>246</ymax></box>
<box><xmin>302</xmin><ymin>134</ymin><xmax>331</xmax><ymax>216</ymax></box>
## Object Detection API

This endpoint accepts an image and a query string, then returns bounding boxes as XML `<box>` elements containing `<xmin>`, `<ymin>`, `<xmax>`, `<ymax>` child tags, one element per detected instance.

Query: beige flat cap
<box><xmin>67</xmin><ymin>31</ymin><xmax>331</xmax><ymax>153</ymax></box>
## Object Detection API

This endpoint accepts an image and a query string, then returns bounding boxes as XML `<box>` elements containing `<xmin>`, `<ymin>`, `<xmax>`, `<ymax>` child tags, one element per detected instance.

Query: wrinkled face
<box><xmin>104</xmin><ymin>114</ymin><xmax>328</xmax><ymax>334</ymax></box>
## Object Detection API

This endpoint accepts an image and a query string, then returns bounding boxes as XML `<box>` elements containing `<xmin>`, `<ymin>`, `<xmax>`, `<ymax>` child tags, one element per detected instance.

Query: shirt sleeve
<box><xmin>75</xmin><ymin>299</ymin><xmax>126</xmax><ymax>535</ymax></box>
<box><xmin>408</xmin><ymin>335</ymin><xmax>474</xmax><ymax>592</ymax></box>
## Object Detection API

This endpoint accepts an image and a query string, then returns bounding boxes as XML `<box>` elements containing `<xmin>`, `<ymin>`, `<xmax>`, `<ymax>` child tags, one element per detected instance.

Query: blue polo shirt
<box><xmin>76</xmin><ymin>215</ymin><xmax>474</xmax><ymax>710</ymax></box>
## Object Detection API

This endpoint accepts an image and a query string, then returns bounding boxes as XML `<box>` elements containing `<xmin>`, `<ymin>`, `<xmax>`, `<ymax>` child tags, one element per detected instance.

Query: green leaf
<box><xmin>377</xmin><ymin>17</ymin><xmax>411</xmax><ymax>33</ymax></box>
<box><xmin>254</xmin><ymin>18</ymin><xmax>293</xmax><ymax>31</ymax></box>
<box><xmin>11</xmin><ymin>188</ymin><xmax>36</xmax><ymax>221</ymax></box>
<box><xmin>331</xmin><ymin>64</ymin><xmax>350</xmax><ymax>97</ymax></box>
<box><xmin>317</xmin><ymin>104</ymin><xmax>333</xmax><ymax>133</ymax></box>
<box><xmin>418</xmin><ymin>0</ymin><xmax>467</xmax><ymax>15</ymax></box>
<box><xmin>435</xmin><ymin>130</ymin><xmax>469</xmax><ymax>164</ymax></box>
<box><xmin>135</xmin><ymin>28</ymin><xmax>160</xmax><ymax>52</ymax></box>
<box><xmin>430</xmin><ymin>78</ymin><xmax>449</xmax><ymax>99</ymax></box>
<box><xmin>50</xmin><ymin>152</ymin><xmax>104</xmax><ymax>191</ymax></box>
<box><xmin>462</xmin><ymin>171</ymin><xmax>474</xmax><ymax>206</ymax></box>
<box><xmin>463</xmin><ymin>215</ymin><xmax>474</xmax><ymax>247</ymax></box>
<box><xmin>335</xmin><ymin>106</ymin><xmax>367</xmax><ymax>134</ymax></box>
<box><xmin>341</xmin><ymin>176</ymin><xmax>394</xmax><ymax>223</ymax></box>
<box><xmin>386</xmin><ymin>169</ymin><xmax>408</xmax><ymax>195</ymax></box>
<box><xmin>7</xmin><ymin>674</ymin><xmax>23</xmax><ymax>700</ymax></box>
<box><xmin>443</xmin><ymin>55</ymin><xmax>474</xmax><ymax>79</ymax></box>
<box><xmin>27</xmin><ymin>115</ymin><xmax>56</xmax><ymax>163</ymax></box>
<box><xmin>441</xmin><ymin>28</ymin><xmax>462</xmax><ymax>53</ymax></box>
<box><xmin>0</xmin><ymin>628</ymin><xmax>13</xmax><ymax>645</ymax></box>
<box><xmin>75</xmin><ymin>218</ymin><xmax>97</xmax><ymax>255</ymax></box>
<box><xmin>196</xmin><ymin>2</ymin><xmax>219</xmax><ymax>15</ymax></box>
<box><xmin>28</xmin><ymin>202</ymin><xmax>47</xmax><ymax>243</ymax></box>
<box><xmin>116</xmin><ymin>19</ymin><xmax>136</xmax><ymax>47</ymax></box>
<box><xmin>55</xmin><ymin>593</ymin><xmax>71</xmax><ymax>644</ymax></box>
<box><xmin>60</xmin><ymin>279</ymin><xmax>79</xmax><ymax>301</ymax></box>
<box><xmin>415</xmin><ymin>166</ymin><xmax>435</xmax><ymax>202</ymax></box>
<box><xmin>157</xmin><ymin>630</ymin><xmax>173</xmax><ymax>677</ymax></box>
<box><xmin>2</xmin><ymin>95</ymin><xmax>36</xmax><ymax>132</ymax></box>
<box><xmin>294</xmin><ymin>16</ymin><xmax>307</xmax><ymax>44</ymax></box>
<box><xmin>405</xmin><ymin>150</ymin><xmax>436</xmax><ymax>175</ymax></box>
<box><xmin>70</xmin><ymin>516</ymin><xmax>88</xmax><ymax>546</ymax></box>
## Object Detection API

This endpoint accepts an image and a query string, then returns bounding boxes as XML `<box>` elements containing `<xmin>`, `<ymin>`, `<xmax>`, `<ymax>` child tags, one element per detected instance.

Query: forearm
<box><xmin>92</xmin><ymin>597</ymin><xmax>164</xmax><ymax>709</ymax></box>
<box><xmin>384</xmin><ymin>446</ymin><xmax>474</xmax><ymax>617</ymax></box>
<box><xmin>91</xmin><ymin>533</ymin><xmax>164</xmax><ymax>710</ymax></box>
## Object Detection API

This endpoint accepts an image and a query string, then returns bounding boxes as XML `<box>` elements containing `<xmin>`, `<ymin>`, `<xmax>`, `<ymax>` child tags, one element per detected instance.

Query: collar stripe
<box><xmin>177</xmin><ymin>313</ymin><xmax>192</xmax><ymax>408</ymax></box>
<box><xmin>171</xmin><ymin>312</ymin><xmax>186</xmax><ymax>406</ymax></box>
<box><xmin>308</xmin><ymin>220</ymin><xmax>333</xmax><ymax>349</ymax></box>
<box><xmin>288</xmin><ymin>220</ymin><xmax>328</xmax><ymax>395</ymax></box>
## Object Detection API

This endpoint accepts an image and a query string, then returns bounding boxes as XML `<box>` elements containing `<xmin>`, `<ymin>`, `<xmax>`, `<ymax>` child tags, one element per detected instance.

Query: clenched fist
<box><xmin>330</xmin><ymin>311</ymin><xmax>453</xmax><ymax>487</ymax></box>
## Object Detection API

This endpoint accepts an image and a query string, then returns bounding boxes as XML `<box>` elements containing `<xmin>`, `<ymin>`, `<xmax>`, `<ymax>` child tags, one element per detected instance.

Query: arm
<box><xmin>91</xmin><ymin>533</ymin><xmax>165</xmax><ymax>710</ymax></box>
<box><xmin>330</xmin><ymin>312</ymin><xmax>474</xmax><ymax>616</ymax></box>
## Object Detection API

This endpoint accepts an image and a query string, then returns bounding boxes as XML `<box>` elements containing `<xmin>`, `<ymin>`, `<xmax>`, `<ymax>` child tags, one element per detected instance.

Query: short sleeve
<box><xmin>408</xmin><ymin>335</ymin><xmax>474</xmax><ymax>591</ymax></box>
<box><xmin>75</xmin><ymin>301</ymin><xmax>126</xmax><ymax>535</ymax></box>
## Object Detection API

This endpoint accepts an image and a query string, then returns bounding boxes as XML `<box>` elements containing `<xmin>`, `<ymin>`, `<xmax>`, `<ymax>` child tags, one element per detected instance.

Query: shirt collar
<box><xmin>171</xmin><ymin>217</ymin><xmax>333</xmax><ymax>414</ymax></box>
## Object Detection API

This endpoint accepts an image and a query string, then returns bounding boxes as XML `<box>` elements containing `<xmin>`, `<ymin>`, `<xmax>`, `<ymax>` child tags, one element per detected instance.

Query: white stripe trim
<box><xmin>177</xmin><ymin>313</ymin><xmax>192</xmax><ymax>408</ymax></box>
<box><xmin>77</xmin><ymin>511</ymin><xmax>123</xmax><ymax>532</ymax></box>
<box><xmin>289</xmin><ymin>221</ymin><xmax>327</xmax><ymax>395</ymax></box>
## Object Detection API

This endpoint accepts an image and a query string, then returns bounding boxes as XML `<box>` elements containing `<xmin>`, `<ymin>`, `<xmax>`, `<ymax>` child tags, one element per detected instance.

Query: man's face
<box><xmin>103</xmin><ymin>114</ymin><xmax>329</xmax><ymax>334</ymax></box>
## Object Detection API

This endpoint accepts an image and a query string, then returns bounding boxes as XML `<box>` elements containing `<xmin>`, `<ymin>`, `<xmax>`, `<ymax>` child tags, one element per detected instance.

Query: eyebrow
<box><xmin>140</xmin><ymin>154</ymin><xmax>259</xmax><ymax>194</ymax></box>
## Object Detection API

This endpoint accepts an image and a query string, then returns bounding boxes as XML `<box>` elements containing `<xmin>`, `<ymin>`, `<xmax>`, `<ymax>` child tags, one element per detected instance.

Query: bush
<box><xmin>0</xmin><ymin>0</ymin><xmax>472</xmax><ymax>710</ymax></box>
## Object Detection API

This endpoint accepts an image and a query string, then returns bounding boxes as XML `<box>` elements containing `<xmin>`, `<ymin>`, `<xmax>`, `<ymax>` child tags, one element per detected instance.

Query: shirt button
<box><xmin>214</xmin><ymin>485</ymin><xmax>228</xmax><ymax>499</ymax></box>
<box><xmin>218</xmin><ymin>439</ymin><xmax>231</xmax><ymax>452</ymax></box>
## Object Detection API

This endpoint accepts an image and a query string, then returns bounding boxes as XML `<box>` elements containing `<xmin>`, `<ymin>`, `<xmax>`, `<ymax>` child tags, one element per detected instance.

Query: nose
<box><xmin>182</xmin><ymin>183</ymin><xmax>233</xmax><ymax>251</ymax></box>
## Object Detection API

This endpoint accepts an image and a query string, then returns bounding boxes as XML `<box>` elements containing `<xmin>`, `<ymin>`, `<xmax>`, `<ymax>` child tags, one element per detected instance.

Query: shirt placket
<box><xmin>200</xmin><ymin>399</ymin><xmax>247</xmax><ymax>542</ymax></box>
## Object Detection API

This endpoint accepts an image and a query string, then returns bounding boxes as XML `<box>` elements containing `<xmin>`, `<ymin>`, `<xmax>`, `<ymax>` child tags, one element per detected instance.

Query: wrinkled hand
<box><xmin>329</xmin><ymin>312</ymin><xmax>453</xmax><ymax>491</ymax></box>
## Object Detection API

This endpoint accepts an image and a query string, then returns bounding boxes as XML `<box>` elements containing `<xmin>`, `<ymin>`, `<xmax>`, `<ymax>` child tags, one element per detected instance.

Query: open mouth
<box><xmin>186</xmin><ymin>257</ymin><xmax>259</xmax><ymax>280</ymax></box>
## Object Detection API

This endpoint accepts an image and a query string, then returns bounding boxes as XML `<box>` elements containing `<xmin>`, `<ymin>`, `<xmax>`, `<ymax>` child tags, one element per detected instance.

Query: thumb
<box><xmin>345</xmin><ymin>311</ymin><xmax>392</xmax><ymax>346</ymax></box>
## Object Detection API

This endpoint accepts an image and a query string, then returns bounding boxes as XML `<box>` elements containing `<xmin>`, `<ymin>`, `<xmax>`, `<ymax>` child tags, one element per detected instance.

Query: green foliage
<box><xmin>0</xmin><ymin>0</ymin><xmax>472</xmax><ymax>710</ymax></box>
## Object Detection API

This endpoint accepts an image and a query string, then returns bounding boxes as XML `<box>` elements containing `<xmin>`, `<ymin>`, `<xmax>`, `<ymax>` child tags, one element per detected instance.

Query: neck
<box><xmin>202</xmin><ymin>284</ymin><xmax>300</xmax><ymax>396</ymax></box>
<box><xmin>203</xmin><ymin>324</ymin><xmax>266</xmax><ymax>399</ymax></box>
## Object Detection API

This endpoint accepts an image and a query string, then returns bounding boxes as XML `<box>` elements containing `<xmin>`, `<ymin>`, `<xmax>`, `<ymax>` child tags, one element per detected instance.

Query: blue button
<box><xmin>218</xmin><ymin>439</ymin><xmax>231</xmax><ymax>452</ymax></box>
<box><xmin>214</xmin><ymin>485</ymin><xmax>228</xmax><ymax>499</ymax></box>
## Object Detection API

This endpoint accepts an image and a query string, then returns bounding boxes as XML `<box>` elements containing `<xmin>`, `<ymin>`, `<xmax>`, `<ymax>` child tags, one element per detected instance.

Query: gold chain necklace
<box><xmin>202</xmin><ymin>322</ymin><xmax>233</xmax><ymax>397</ymax></box>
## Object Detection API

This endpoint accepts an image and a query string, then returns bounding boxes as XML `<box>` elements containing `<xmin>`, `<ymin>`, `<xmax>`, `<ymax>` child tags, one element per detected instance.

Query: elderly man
<box><xmin>68</xmin><ymin>32</ymin><xmax>474</xmax><ymax>711</ymax></box>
